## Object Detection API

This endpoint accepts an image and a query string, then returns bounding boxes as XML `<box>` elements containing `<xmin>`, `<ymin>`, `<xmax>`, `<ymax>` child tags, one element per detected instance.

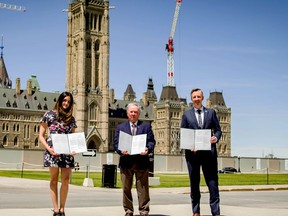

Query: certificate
<box><xmin>51</xmin><ymin>132</ymin><xmax>87</xmax><ymax>154</ymax></box>
<box><xmin>118</xmin><ymin>131</ymin><xmax>147</xmax><ymax>155</ymax></box>
<box><xmin>180</xmin><ymin>128</ymin><xmax>211</xmax><ymax>150</ymax></box>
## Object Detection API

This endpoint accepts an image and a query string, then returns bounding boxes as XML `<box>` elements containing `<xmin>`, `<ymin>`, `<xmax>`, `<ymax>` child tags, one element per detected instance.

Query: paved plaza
<box><xmin>0</xmin><ymin>177</ymin><xmax>288</xmax><ymax>216</ymax></box>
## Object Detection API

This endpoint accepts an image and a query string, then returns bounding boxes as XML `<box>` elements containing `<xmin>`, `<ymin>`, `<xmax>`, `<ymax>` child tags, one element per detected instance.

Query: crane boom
<box><xmin>166</xmin><ymin>0</ymin><xmax>182</xmax><ymax>86</ymax></box>
<box><xmin>0</xmin><ymin>3</ymin><xmax>26</xmax><ymax>12</ymax></box>
<box><xmin>170</xmin><ymin>0</ymin><xmax>182</xmax><ymax>38</ymax></box>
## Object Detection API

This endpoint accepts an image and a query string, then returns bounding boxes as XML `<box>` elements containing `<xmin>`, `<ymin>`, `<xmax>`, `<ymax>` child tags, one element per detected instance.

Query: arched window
<box><xmin>24</xmin><ymin>125</ymin><xmax>30</xmax><ymax>138</ymax></box>
<box><xmin>223</xmin><ymin>144</ymin><xmax>227</xmax><ymax>154</ymax></box>
<box><xmin>95</xmin><ymin>40</ymin><xmax>100</xmax><ymax>52</ymax></box>
<box><xmin>89</xmin><ymin>102</ymin><xmax>97</xmax><ymax>121</ymax></box>
<box><xmin>3</xmin><ymin>136</ymin><xmax>7</xmax><ymax>146</ymax></box>
<box><xmin>94</xmin><ymin>14</ymin><xmax>97</xmax><ymax>30</ymax></box>
<box><xmin>85</xmin><ymin>12</ymin><xmax>90</xmax><ymax>30</ymax></box>
<box><xmin>98</xmin><ymin>15</ymin><xmax>102</xmax><ymax>31</ymax></box>
<box><xmin>35</xmin><ymin>138</ymin><xmax>39</xmax><ymax>147</ymax></box>
<box><xmin>14</xmin><ymin>137</ymin><xmax>18</xmax><ymax>146</ymax></box>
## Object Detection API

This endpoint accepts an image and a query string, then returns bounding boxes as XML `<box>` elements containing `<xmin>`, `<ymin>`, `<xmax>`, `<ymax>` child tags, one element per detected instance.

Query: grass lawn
<box><xmin>0</xmin><ymin>170</ymin><xmax>287</xmax><ymax>188</ymax></box>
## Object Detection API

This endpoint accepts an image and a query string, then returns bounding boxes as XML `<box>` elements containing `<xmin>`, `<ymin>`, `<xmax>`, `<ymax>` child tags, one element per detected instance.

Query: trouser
<box><xmin>186</xmin><ymin>150</ymin><xmax>220</xmax><ymax>216</ymax></box>
<box><xmin>121</xmin><ymin>167</ymin><xmax>150</xmax><ymax>215</ymax></box>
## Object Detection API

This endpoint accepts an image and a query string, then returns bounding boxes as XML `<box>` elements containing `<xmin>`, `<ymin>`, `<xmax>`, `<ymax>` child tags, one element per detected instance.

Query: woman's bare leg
<box><xmin>59</xmin><ymin>168</ymin><xmax>72</xmax><ymax>213</ymax></box>
<box><xmin>49</xmin><ymin>167</ymin><xmax>60</xmax><ymax>213</ymax></box>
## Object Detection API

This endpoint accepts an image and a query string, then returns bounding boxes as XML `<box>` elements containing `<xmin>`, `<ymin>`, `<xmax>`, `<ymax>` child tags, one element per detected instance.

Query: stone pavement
<box><xmin>0</xmin><ymin>177</ymin><xmax>288</xmax><ymax>216</ymax></box>
<box><xmin>1</xmin><ymin>205</ymin><xmax>288</xmax><ymax>216</ymax></box>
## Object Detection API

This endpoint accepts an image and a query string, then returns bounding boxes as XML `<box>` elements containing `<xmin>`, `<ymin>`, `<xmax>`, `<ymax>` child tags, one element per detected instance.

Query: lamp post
<box><xmin>238</xmin><ymin>156</ymin><xmax>241</xmax><ymax>173</ymax></box>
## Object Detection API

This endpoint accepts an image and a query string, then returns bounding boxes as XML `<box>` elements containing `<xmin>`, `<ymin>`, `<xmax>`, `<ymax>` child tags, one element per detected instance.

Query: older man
<box><xmin>114</xmin><ymin>102</ymin><xmax>155</xmax><ymax>216</ymax></box>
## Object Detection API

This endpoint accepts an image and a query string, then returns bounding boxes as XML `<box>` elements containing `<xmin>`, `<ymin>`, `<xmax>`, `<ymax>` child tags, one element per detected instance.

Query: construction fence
<box><xmin>0</xmin><ymin>149</ymin><xmax>288</xmax><ymax>174</ymax></box>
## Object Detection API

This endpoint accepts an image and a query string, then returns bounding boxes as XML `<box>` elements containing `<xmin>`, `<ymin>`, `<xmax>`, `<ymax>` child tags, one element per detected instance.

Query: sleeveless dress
<box><xmin>41</xmin><ymin>110</ymin><xmax>77</xmax><ymax>168</ymax></box>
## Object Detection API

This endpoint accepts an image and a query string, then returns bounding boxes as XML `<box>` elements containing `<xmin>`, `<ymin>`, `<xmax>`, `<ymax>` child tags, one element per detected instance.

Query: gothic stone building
<box><xmin>108</xmin><ymin>81</ymin><xmax>231</xmax><ymax>157</ymax></box>
<box><xmin>0</xmin><ymin>0</ymin><xmax>231</xmax><ymax>156</ymax></box>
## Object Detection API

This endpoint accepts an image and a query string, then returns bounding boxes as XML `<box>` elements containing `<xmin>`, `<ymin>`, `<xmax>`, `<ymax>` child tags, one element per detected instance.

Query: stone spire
<box><xmin>124</xmin><ymin>84</ymin><xmax>136</xmax><ymax>101</ymax></box>
<box><xmin>142</xmin><ymin>78</ymin><xmax>157</xmax><ymax>106</ymax></box>
<box><xmin>0</xmin><ymin>35</ymin><xmax>12</xmax><ymax>88</ymax></box>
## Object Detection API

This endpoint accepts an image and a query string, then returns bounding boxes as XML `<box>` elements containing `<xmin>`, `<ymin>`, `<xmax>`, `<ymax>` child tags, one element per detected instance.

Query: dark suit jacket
<box><xmin>114</xmin><ymin>120</ymin><xmax>155</xmax><ymax>170</ymax></box>
<box><xmin>181</xmin><ymin>106</ymin><xmax>222</xmax><ymax>156</ymax></box>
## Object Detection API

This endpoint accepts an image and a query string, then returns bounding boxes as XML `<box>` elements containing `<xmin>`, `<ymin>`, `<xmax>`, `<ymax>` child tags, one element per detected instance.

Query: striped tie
<box><xmin>197</xmin><ymin>110</ymin><xmax>202</xmax><ymax>128</ymax></box>
<box><xmin>131</xmin><ymin>123</ymin><xmax>137</xmax><ymax>136</ymax></box>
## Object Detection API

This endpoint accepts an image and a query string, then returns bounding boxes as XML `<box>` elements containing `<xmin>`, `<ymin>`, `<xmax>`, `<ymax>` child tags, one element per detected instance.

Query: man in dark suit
<box><xmin>181</xmin><ymin>88</ymin><xmax>222</xmax><ymax>216</ymax></box>
<box><xmin>114</xmin><ymin>102</ymin><xmax>155</xmax><ymax>216</ymax></box>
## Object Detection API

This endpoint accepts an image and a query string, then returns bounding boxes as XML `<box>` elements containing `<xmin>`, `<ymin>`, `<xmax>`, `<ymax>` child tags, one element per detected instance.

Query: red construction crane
<box><xmin>165</xmin><ymin>0</ymin><xmax>182</xmax><ymax>86</ymax></box>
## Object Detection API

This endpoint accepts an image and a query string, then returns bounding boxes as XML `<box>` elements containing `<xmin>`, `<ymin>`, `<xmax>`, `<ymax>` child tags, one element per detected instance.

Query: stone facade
<box><xmin>0</xmin><ymin>0</ymin><xmax>231</xmax><ymax>156</ymax></box>
<box><xmin>66</xmin><ymin>0</ymin><xmax>110</xmax><ymax>152</ymax></box>
<box><xmin>0</xmin><ymin>75</ymin><xmax>59</xmax><ymax>150</ymax></box>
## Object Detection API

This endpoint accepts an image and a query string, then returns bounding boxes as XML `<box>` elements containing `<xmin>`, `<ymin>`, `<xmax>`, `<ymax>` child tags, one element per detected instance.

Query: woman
<box><xmin>39</xmin><ymin>91</ymin><xmax>77</xmax><ymax>216</ymax></box>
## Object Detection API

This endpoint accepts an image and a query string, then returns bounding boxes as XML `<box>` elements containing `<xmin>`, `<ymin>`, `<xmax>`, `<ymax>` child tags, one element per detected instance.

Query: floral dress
<box><xmin>41</xmin><ymin>110</ymin><xmax>77</xmax><ymax>168</ymax></box>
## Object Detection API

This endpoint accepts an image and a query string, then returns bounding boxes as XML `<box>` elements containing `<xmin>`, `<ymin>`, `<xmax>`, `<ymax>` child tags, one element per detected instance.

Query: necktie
<box><xmin>131</xmin><ymin>123</ymin><xmax>137</xmax><ymax>136</ymax></box>
<box><xmin>197</xmin><ymin>109</ymin><xmax>202</xmax><ymax>128</ymax></box>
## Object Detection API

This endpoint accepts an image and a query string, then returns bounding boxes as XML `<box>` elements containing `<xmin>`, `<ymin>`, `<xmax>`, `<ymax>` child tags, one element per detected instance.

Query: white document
<box><xmin>180</xmin><ymin>128</ymin><xmax>211</xmax><ymax>150</ymax></box>
<box><xmin>118</xmin><ymin>131</ymin><xmax>147</xmax><ymax>155</ymax></box>
<box><xmin>51</xmin><ymin>132</ymin><xmax>87</xmax><ymax>154</ymax></box>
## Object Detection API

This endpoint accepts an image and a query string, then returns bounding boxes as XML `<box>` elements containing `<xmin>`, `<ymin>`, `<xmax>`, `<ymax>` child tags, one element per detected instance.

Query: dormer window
<box><xmin>13</xmin><ymin>101</ymin><xmax>17</xmax><ymax>108</ymax></box>
<box><xmin>25</xmin><ymin>102</ymin><xmax>30</xmax><ymax>109</ymax></box>
<box><xmin>6</xmin><ymin>100</ymin><xmax>11</xmax><ymax>107</ymax></box>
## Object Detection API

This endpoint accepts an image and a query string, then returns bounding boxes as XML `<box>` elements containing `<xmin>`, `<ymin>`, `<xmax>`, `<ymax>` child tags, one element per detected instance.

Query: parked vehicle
<box><xmin>219</xmin><ymin>167</ymin><xmax>237</xmax><ymax>174</ymax></box>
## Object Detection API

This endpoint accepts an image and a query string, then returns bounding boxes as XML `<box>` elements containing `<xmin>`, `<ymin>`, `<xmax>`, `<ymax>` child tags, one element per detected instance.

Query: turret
<box><xmin>16</xmin><ymin>78</ymin><xmax>21</xmax><ymax>95</ymax></box>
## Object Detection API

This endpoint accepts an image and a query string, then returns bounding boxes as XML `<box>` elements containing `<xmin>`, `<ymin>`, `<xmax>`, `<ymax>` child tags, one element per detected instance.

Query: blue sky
<box><xmin>1</xmin><ymin>0</ymin><xmax>288</xmax><ymax>158</ymax></box>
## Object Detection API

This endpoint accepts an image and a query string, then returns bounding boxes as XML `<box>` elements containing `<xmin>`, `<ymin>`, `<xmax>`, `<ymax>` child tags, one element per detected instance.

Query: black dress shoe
<box><xmin>53</xmin><ymin>211</ymin><xmax>60</xmax><ymax>216</ymax></box>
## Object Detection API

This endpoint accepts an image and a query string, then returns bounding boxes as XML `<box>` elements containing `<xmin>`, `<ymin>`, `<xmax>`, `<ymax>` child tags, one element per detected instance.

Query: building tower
<box><xmin>153</xmin><ymin>86</ymin><xmax>183</xmax><ymax>155</ymax></box>
<box><xmin>66</xmin><ymin>0</ymin><xmax>110</xmax><ymax>152</ymax></box>
<box><xmin>206</xmin><ymin>91</ymin><xmax>231</xmax><ymax>156</ymax></box>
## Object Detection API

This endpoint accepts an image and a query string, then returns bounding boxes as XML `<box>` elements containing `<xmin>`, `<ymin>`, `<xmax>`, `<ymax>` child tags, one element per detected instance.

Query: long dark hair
<box><xmin>54</xmin><ymin>91</ymin><xmax>74</xmax><ymax>125</ymax></box>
